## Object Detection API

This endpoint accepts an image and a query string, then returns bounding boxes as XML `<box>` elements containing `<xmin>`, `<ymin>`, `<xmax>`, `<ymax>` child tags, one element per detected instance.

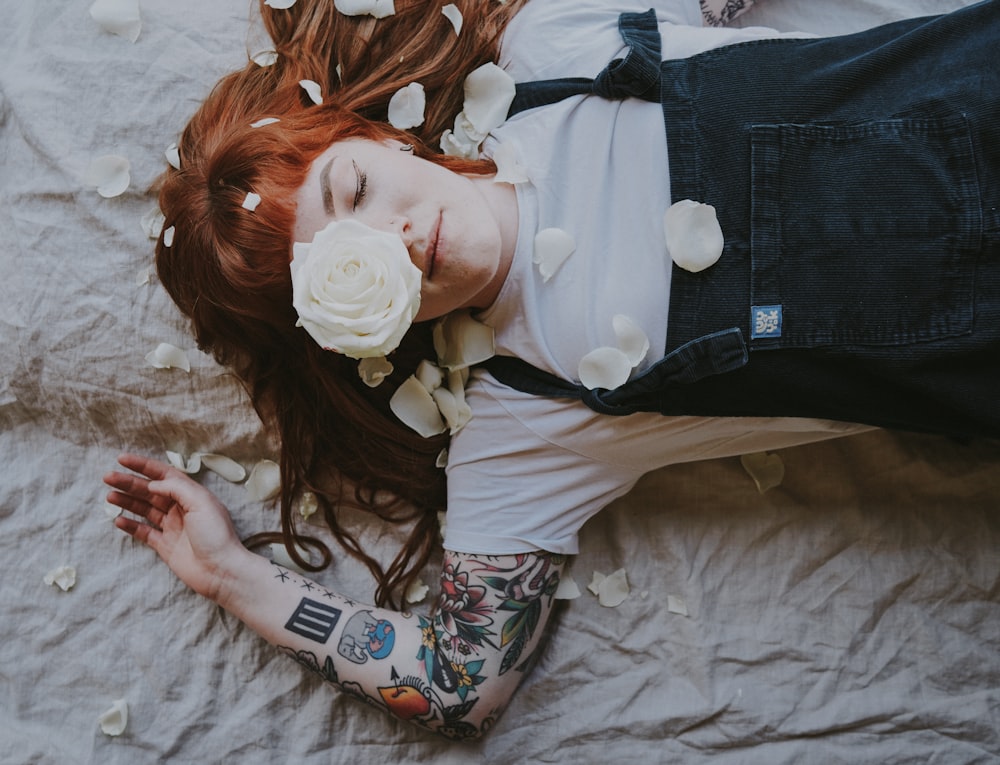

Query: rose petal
<box><xmin>252</xmin><ymin>49</ymin><xmax>279</xmax><ymax>66</ymax></box>
<box><xmin>415</xmin><ymin>359</ymin><xmax>444</xmax><ymax>393</ymax></box>
<box><xmin>162</xmin><ymin>225</ymin><xmax>175</xmax><ymax>247</ymax></box>
<box><xmin>578</xmin><ymin>346</ymin><xmax>631</xmax><ymax>390</ymax></box>
<box><xmin>740</xmin><ymin>451</ymin><xmax>785</xmax><ymax>493</ymax></box>
<box><xmin>85</xmin><ymin>154</ymin><xmax>130</xmax><ymax>198</ymax></box>
<box><xmin>89</xmin><ymin>0</ymin><xmax>141</xmax><ymax>42</ymax></box>
<box><xmin>435</xmin><ymin>448</ymin><xmax>449</xmax><ymax>469</ymax></box>
<box><xmin>269</xmin><ymin>542</ymin><xmax>311</xmax><ymax>573</ymax></box>
<box><xmin>164</xmin><ymin>142</ymin><xmax>180</xmax><ymax>170</ymax></box>
<box><xmin>43</xmin><ymin>565</ymin><xmax>77</xmax><ymax>592</ymax></box>
<box><xmin>299</xmin><ymin>79</ymin><xmax>323</xmax><ymax>105</ymax></box>
<box><xmin>199</xmin><ymin>454</ymin><xmax>247</xmax><ymax>482</ymax></box>
<box><xmin>265</xmin><ymin>0</ymin><xmax>297</xmax><ymax>8</ymax></box>
<box><xmin>140</xmin><ymin>206</ymin><xmax>164</xmax><ymax>239</ymax></box>
<box><xmin>554</xmin><ymin>576</ymin><xmax>581</xmax><ymax>600</ymax></box>
<box><xmin>242</xmin><ymin>192</ymin><xmax>262</xmax><ymax>211</ymax></box>
<box><xmin>250</xmin><ymin>117</ymin><xmax>280</xmax><ymax>128</ymax></box>
<box><xmin>358</xmin><ymin>356</ymin><xmax>394</xmax><ymax>387</ymax></box>
<box><xmin>533</xmin><ymin>227</ymin><xmax>575</xmax><ymax>282</ymax></box>
<box><xmin>664</xmin><ymin>199</ymin><xmax>724</xmax><ymax>273</ymax></box>
<box><xmin>612</xmin><ymin>314</ymin><xmax>650</xmax><ymax>366</ymax></box>
<box><xmin>441</xmin><ymin>3</ymin><xmax>462</xmax><ymax>34</ymax></box>
<box><xmin>389</xmin><ymin>376</ymin><xmax>447</xmax><ymax>438</ymax></box>
<box><xmin>166</xmin><ymin>450</ymin><xmax>201</xmax><ymax>473</ymax></box>
<box><xmin>667</xmin><ymin>594</ymin><xmax>689</xmax><ymax>616</ymax></box>
<box><xmin>587</xmin><ymin>571</ymin><xmax>606</xmax><ymax>596</ymax></box>
<box><xmin>98</xmin><ymin>699</ymin><xmax>128</xmax><ymax>737</ymax></box>
<box><xmin>433</xmin><ymin>311</ymin><xmax>495</xmax><ymax>371</ymax></box>
<box><xmin>597</xmin><ymin>568</ymin><xmax>630</xmax><ymax>608</ymax></box>
<box><xmin>491</xmin><ymin>141</ymin><xmax>529</xmax><ymax>184</ymax></box>
<box><xmin>405</xmin><ymin>578</ymin><xmax>430</xmax><ymax>604</ymax></box>
<box><xmin>135</xmin><ymin>267</ymin><xmax>151</xmax><ymax>286</ymax></box>
<box><xmin>440</xmin><ymin>122</ymin><xmax>479</xmax><ymax>159</ymax></box>
<box><xmin>145</xmin><ymin>343</ymin><xmax>190</xmax><ymax>372</ymax></box>
<box><xmin>387</xmin><ymin>82</ymin><xmax>425</xmax><ymax>130</ymax></box>
<box><xmin>334</xmin><ymin>0</ymin><xmax>395</xmax><ymax>18</ymax></box>
<box><xmin>298</xmin><ymin>491</ymin><xmax>319</xmax><ymax>520</ymax></box>
<box><xmin>246</xmin><ymin>460</ymin><xmax>281</xmax><ymax>501</ymax></box>
<box><xmin>462</xmin><ymin>63</ymin><xmax>516</xmax><ymax>137</ymax></box>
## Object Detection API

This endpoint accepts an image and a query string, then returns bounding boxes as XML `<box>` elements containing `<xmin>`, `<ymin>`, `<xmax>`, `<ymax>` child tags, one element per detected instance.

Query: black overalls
<box><xmin>484</xmin><ymin>1</ymin><xmax>1000</xmax><ymax>440</ymax></box>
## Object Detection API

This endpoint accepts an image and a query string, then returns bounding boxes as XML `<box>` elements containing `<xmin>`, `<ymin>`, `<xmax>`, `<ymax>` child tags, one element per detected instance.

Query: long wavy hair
<box><xmin>155</xmin><ymin>0</ymin><xmax>525</xmax><ymax>608</ymax></box>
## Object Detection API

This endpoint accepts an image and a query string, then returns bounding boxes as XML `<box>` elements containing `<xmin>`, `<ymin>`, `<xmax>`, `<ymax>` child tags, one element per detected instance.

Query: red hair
<box><xmin>155</xmin><ymin>0</ymin><xmax>525</xmax><ymax>607</ymax></box>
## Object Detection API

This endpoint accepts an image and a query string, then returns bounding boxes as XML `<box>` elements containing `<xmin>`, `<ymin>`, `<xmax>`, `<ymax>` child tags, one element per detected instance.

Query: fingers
<box><xmin>114</xmin><ymin>514</ymin><xmax>162</xmax><ymax>547</ymax></box>
<box><xmin>116</xmin><ymin>452</ymin><xmax>173</xmax><ymax>481</ymax></box>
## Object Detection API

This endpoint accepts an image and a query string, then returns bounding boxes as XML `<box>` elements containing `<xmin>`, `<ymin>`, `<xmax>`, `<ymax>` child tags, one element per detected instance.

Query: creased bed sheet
<box><xmin>1</xmin><ymin>0</ymin><xmax>997</xmax><ymax>763</ymax></box>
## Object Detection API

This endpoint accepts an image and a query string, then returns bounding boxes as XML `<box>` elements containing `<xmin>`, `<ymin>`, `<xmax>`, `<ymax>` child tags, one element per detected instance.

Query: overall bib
<box><xmin>483</xmin><ymin>2</ymin><xmax>1000</xmax><ymax>440</ymax></box>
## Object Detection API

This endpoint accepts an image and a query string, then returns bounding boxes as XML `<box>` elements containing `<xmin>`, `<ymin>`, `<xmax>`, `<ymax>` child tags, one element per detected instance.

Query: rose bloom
<box><xmin>290</xmin><ymin>218</ymin><xmax>421</xmax><ymax>358</ymax></box>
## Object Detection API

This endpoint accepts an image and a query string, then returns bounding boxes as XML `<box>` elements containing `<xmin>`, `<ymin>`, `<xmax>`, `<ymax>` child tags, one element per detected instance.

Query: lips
<box><xmin>425</xmin><ymin>212</ymin><xmax>441</xmax><ymax>279</ymax></box>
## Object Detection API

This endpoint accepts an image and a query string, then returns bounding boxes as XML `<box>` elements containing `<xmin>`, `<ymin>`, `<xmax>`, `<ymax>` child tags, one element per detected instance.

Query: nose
<box><xmin>387</xmin><ymin>215</ymin><xmax>413</xmax><ymax>249</ymax></box>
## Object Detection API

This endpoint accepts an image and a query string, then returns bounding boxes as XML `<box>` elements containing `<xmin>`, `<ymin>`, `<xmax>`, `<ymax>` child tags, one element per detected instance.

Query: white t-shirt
<box><xmin>442</xmin><ymin>0</ymin><xmax>866</xmax><ymax>556</ymax></box>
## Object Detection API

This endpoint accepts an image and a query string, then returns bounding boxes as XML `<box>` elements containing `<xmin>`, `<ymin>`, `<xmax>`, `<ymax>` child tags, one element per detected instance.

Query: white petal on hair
<box><xmin>246</xmin><ymin>460</ymin><xmax>281</xmax><ymax>501</ymax></box>
<box><xmin>164</xmin><ymin>142</ymin><xmax>181</xmax><ymax>170</ymax></box>
<box><xmin>265</xmin><ymin>0</ymin><xmax>297</xmax><ymax>8</ymax></box>
<box><xmin>89</xmin><ymin>0</ymin><xmax>141</xmax><ymax>42</ymax></box>
<box><xmin>98</xmin><ymin>699</ymin><xmax>128</xmax><ymax>737</ymax></box>
<box><xmin>405</xmin><ymin>578</ymin><xmax>430</xmax><ymax>604</ymax></box>
<box><xmin>298</xmin><ymin>491</ymin><xmax>319</xmax><ymax>520</ymax></box>
<box><xmin>390</xmin><ymin>375</ymin><xmax>447</xmax><ymax>438</ymax></box>
<box><xmin>740</xmin><ymin>451</ymin><xmax>785</xmax><ymax>493</ymax></box>
<box><xmin>162</xmin><ymin>225</ymin><xmax>175</xmax><ymax>247</ymax></box>
<box><xmin>200</xmin><ymin>454</ymin><xmax>247</xmax><ymax>483</ymax></box>
<box><xmin>578</xmin><ymin>346</ymin><xmax>631</xmax><ymax>391</ymax></box>
<box><xmin>663</xmin><ymin>199</ymin><xmax>724</xmax><ymax>273</ymax></box>
<box><xmin>299</xmin><ymin>79</ymin><xmax>323</xmax><ymax>105</ymax></box>
<box><xmin>145</xmin><ymin>343</ymin><xmax>190</xmax><ymax>372</ymax></box>
<box><xmin>532</xmin><ymin>227</ymin><xmax>575</xmax><ymax>282</ymax></box>
<box><xmin>436</xmin><ymin>448</ymin><xmax>449</xmax><ymax>469</ymax></box>
<box><xmin>242</xmin><ymin>192</ymin><xmax>262</xmax><ymax>211</ymax></box>
<box><xmin>414</xmin><ymin>359</ymin><xmax>444</xmax><ymax>393</ymax></box>
<box><xmin>84</xmin><ymin>154</ymin><xmax>130</xmax><ymax>198</ymax></box>
<box><xmin>491</xmin><ymin>141</ymin><xmax>529</xmax><ymax>184</ymax></box>
<box><xmin>387</xmin><ymin>82</ymin><xmax>425</xmax><ymax>130</ymax></box>
<box><xmin>612</xmin><ymin>314</ymin><xmax>650</xmax><ymax>367</ymax></box>
<box><xmin>462</xmin><ymin>63</ymin><xmax>516</xmax><ymax>137</ymax></box>
<box><xmin>358</xmin><ymin>356</ymin><xmax>394</xmax><ymax>387</ymax></box>
<box><xmin>140</xmin><ymin>206</ymin><xmax>164</xmax><ymax>239</ymax></box>
<box><xmin>43</xmin><ymin>565</ymin><xmax>77</xmax><ymax>592</ymax></box>
<box><xmin>252</xmin><ymin>49</ymin><xmax>279</xmax><ymax>67</ymax></box>
<box><xmin>334</xmin><ymin>0</ymin><xmax>395</xmax><ymax>18</ymax></box>
<box><xmin>250</xmin><ymin>117</ymin><xmax>280</xmax><ymax>128</ymax></box>
<box><xmin>433</xmin><ymin>311</ymin><xmax>495</xmax><ymax>371</ymax></box>
<box><xmin>441</xmin><ymin>4</ymin><xmax>463</xmax><ymax>34</ymax></box>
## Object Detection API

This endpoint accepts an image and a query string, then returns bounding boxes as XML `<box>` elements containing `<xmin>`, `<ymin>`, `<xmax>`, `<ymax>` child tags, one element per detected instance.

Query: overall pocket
<box><xmin>748</xmin><ymin>115</ymin><xmax>980</xmax><ymax>349</ymax></box>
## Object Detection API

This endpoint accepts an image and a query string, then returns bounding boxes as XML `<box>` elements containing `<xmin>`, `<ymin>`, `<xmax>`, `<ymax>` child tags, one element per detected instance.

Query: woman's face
<box><xmin>294</xmin><ymin>138</ymin><xmax>513</xmax><ymax>322</ymax></box>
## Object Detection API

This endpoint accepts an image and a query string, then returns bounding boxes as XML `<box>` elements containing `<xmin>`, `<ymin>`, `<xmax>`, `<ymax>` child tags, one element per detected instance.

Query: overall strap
<box><xmin>507</xmin><ymin>9</ymin><xmax>662</xmax><ymax>117</ymax></box>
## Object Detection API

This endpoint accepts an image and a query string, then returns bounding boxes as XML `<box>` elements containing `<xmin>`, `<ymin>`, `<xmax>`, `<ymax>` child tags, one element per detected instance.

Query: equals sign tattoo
<box><xmin>285</xmin><ymin>598</ymin><xmax>343</xmax><ymax>644</ymax></box>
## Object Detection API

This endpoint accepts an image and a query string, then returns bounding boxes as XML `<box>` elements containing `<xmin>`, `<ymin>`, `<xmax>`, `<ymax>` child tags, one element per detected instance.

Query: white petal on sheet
<box><xmin>664</xmin><ymin>199</ymin><xmax>725</xmax><ymax>273</ymax></box>
<box><xmin>358</xmin><ymin>356</ymin><xmax>394</xmax><ymax>387</ymax></box>
<box><xmin>387</xmin><ymin>82</ymin><xmax>425</xmax><ymax>129</ymax></box>
<box><xmin>441</xmin><ymin>3</ymin><xmax>463</xmax><ymax>34</ymax></box>
<box><xmin>164</xmin><ymin>142</ymin><xmax>181</xmax><ymax>170</ymax></box>
<box><xmin>554</xmin><ymin>575</ymin><xmax>581</xmax><ymax>600</ymax></box>
<box><xmin>612</xmin><ymin>314</ymin><xmax>650</xmax><ymax>366</ymax></box>
<box><xmin>579</xmin><ymin>346</ymin><xmax>631</xmax><ymax>391</ymax></box>
<box><xmin>162</xmin><ymin>225</ymin><xmax>175</xmax><ymax>247</ymax></box>
<box><xmin>587</xmin><ymin>570</ymin><xmax>606</xmax><ymax>596</ymax></box>
<box><xmin>299</xmin><ymin>79</ymin><xmax>323</xmax><ymax>105</ymax></box>
<box><xmin>43</xmin><ymin>565</ymin><xmax>77</xmax><ymax>591</ymax></box>
<box><xmin>166</xmin><ymin>450</ymin><xmax>201</xmax><ymax>473</ymax></box>
<box><xmin>667</xmin><ymin>594</ymin><xmax>689</xmax><ymax>616</ymax></box>
<box><xmin>265</xmin><ymin>0</ymin><xmax>298</xmax><ymax>8</ymax></box>
<box><xmin>462</xmin><ymin>63</ymin><xmax>516</xmax><ymax>137</ymax></box>
<box><xmin>89</xmin><ymin>0</ymin><xmax>141</xmax><ymax>42</ymax></box>
<box><xmin>242</xmin><ymin>192</ymin><xmax>262</xmax><ymax>211</ymax></box>
<box><xmin>200</xmin><ymin>454</ymin><xmax>247</xmax><ymax>482</ymax></box>
<box><xmin>334</xmin><ymin>0</ymin><xmax>395</xmax><ymax>18</ymax></box>
<box><xmin>389</xmin><ymin>375</ymin><xmax>447</xmax><ymax>438</ymax></box>
<box><xmin>84</xmin><ymin>154</ymin><xmax>130</xmax><ymax>198</ymax></box>
<box><xmin>415</xmin><ymin>359</ymin><xmax>444</xmax><ymax>393</ymax></box>
<box><xmin>405</xmin><ymin>578</ymin><xmax>430</xmax><ymax>604</ymax></box>
<box><xmin>145</xmin><ymin>343</ymin><xmax>190</xmax><ymax>372</ymax></box>
<box><xmin>433</xmin><ymin>311</ymin><xmax>495</xmax><ymax>370</ymax></box>
<box><xmin>298</xmin><ymin>491</ymin><xmax>319</xmax><ymax>520</ymax></box>
<box><xmin>135</xmin><ymin>266</ymin><xmax>151</xmax><ymax>286</ymax></box>
<box><xmin>250</xmin><ymin>117</ymin><xmax>281</xmax><ymax>128</ymax></box>
<box><xmin>97</xmin><ymin>699</ymin><xmax>128</xmax><ymax>736</ymax></box>
<box><xmin>491</xmin><ymin>140</ymin><xmax>529</xmax><ymax>184</ymax></box>
<box><xmin>740</xmin><ymin>451</ymin><xmax>785</xmax><ymax>493</ymax></box>
<box><xmin>252</xmin><ymin>49</ymin><xmax>279</xmax><ymax>66</ymax></box>
<box><xmin>103</xmin><ymin>503</ymin><xmax>123</xmax><ymax>520</ymax></box>
<box><xmin>268</xmin><ymin>542</ymin><xmax>311</xmax><ymax>574</ymax></box>
<box><xmin>597</xmin><ymin>568</ymin><xmax>630</xmax><ymax>608</ymax></box>
<box><xmin>533</xmin><ymin>227</ymin><xmax>575</xmax><ymax>282</ymax></box>
<box><xmin>246</xmin><ymin>460</ymin><xmax>281</xmax><ymax>501</ymax></box>
<box><xmin>139</xmin><ymin>206</ymin><xmax>164</xmax><ymax>239</ymax></box>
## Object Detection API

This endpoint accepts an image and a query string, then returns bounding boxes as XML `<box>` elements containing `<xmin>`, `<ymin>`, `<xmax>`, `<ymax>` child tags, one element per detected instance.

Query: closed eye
<box><xmin>352</xmin><ymin>160</ymin><xmax>367</xmax><ymax>210</ymax></box>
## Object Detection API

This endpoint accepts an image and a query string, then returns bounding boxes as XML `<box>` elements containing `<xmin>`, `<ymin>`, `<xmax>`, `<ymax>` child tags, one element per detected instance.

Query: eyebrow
<box><xmin>319</xmin><ymin>156</ymin><xmax>336</xmax><ymax>216</ymax></box>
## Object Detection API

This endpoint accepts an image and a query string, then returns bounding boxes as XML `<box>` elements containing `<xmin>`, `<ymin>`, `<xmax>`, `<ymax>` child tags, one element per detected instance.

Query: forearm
<box><xmin>216</xmin><ymin>548</ymin><xmax>565</xmax><ymax>740</ymax></box>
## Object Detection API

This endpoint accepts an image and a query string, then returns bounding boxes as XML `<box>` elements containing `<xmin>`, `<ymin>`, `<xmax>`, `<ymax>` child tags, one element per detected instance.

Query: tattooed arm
<box><xmin>105</xmin><ymin>454</ymin><xmax>564</xmax><ymax>740</ymax></box>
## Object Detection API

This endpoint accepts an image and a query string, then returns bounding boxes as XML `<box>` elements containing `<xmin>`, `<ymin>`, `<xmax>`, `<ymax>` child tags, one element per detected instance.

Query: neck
<box><xmin>469</xmin><ymin>174</ymin><xmax>519</xmax><ymax>308</ymax></box>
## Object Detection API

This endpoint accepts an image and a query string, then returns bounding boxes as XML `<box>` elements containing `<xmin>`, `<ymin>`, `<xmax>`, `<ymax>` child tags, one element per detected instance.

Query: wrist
<box><xmin>209</xmin><ymin>546</ymin><xmax>265</xmax><ymax>611</ymax></box>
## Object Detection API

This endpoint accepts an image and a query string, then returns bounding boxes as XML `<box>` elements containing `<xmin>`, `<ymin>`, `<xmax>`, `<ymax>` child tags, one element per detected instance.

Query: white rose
<box><xmin>290</xmin><ymin>219</ymin><xmax>421</xmax><ymax>359</ymax></box>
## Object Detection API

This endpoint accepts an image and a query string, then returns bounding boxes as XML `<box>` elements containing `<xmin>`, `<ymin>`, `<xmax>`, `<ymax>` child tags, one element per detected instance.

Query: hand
<box><xmin>105</xmin><ymin>453</ymin><xmax>252</xmax><ymax>604</ymax></box>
